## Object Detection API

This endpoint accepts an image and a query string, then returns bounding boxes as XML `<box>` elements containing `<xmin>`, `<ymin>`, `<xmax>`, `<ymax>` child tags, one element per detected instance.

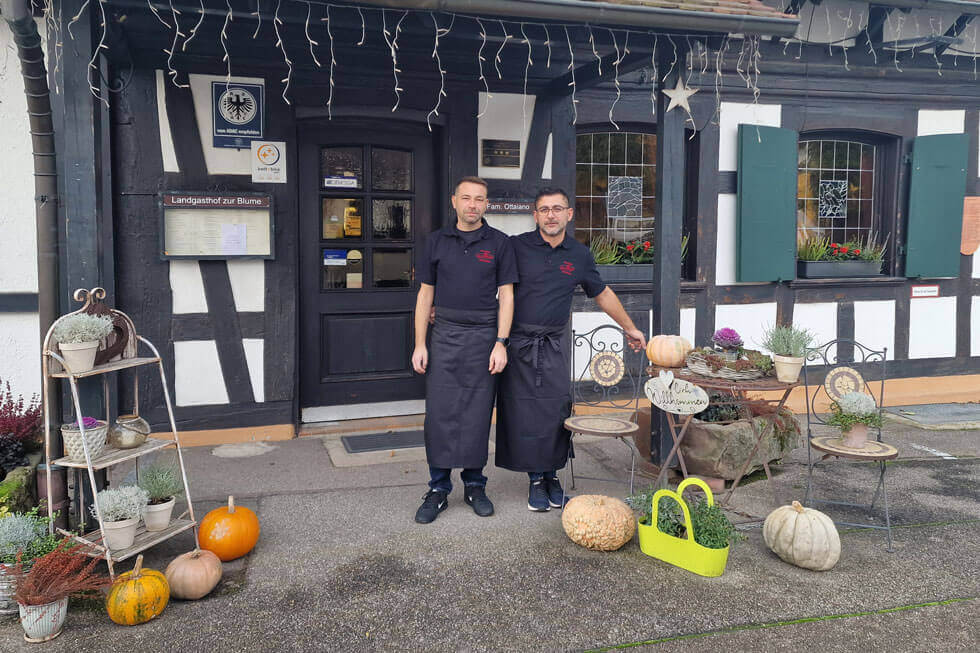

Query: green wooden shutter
<box><xmin>905</xmin><ymin>133</ymin><xmax>969</xmax><ymax>278</ymax></box>
<box><xmin>737</xmin><ymin>124</ymin><xmax>798</xmax><ymax>282</ymax></box>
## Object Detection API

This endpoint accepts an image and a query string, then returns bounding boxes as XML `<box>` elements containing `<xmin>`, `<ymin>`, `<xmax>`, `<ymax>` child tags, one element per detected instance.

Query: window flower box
<box><xmin>796</xmin><ymin>260</ymin><xmax>882</xmax><ymax>278</ymax></box>
<box><xmin>597</xmin><ymin>263</ymin><xmax>654</xmax><ymax>283</ymax></box>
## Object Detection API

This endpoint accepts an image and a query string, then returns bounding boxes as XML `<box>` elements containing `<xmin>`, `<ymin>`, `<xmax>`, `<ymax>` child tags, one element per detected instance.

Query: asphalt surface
<box><xmin>1</xmin><ymin>421</ymin><xmax>977</xmax><ymax>652</ymax></box>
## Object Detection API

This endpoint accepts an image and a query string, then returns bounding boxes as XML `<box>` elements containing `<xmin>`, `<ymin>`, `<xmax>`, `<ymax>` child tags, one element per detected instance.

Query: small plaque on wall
<box><xmin>961</xmin><ymin>196</ymin><xmax>980</xmax><ymax>255</ymax></box>
<box><xmin>160</xmin><ymin>192</ymin><xmax>274</xmax><ymax>259</ymax></box>
<box><xmin>487</xmin><ymin>199</ymin><xmax>534</xmax><ymax>214</ymax></box>
<box><xmin>481</xmin><ymin>139</ymin><xmax>520</xmax><ymax>167</ymax></box>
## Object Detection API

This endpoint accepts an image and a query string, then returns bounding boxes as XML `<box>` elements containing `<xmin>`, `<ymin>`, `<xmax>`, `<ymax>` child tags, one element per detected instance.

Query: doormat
<box><xmin>341</xmin><ymin>430</ymin><xmax>425</xmax><ymax>454</ymax></box>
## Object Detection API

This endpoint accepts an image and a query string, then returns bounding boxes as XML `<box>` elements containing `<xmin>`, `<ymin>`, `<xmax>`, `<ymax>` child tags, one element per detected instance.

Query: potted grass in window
<box><xmin>138</xmin><ymin>463</ymin><xmax>185</xmax><ymax>532</ymax></box>
<box><xmin>591</xmin><ymin>234</ymin><xmax>690</xmax><ymax>283</ymax></box>
<box><xmin>51</xmin><ymin>313</ymin><xmax>113</xmax><ymax>373</ymax></box>
<box><xmin>760</xmin><ymin>324</ymin><xmax>814</xmax><ymax>384</ymax></box>
<box><xmin>90</xmin><ymin>486</ymin><xmax>149</xmax><ymax>551</ymax></box>
<box><xmin>797</xmin><ymin>234</ymin><xmax>887</xmax><ymax>279</ymax></box>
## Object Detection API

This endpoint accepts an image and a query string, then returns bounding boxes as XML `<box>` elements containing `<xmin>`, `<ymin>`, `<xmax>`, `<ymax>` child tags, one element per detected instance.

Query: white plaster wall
<box><xmin>155</xmin><ymin>70</ymin><xmax>180</xmax><ymax>173</ymax></box>
<box><xmin>227</xmin><ymin>260</ymin><xmax>265</xmax><ymax>312</ymax></box>
<box><xmin>543</xmin><ymin>135</ymin><xmax>553</xmax><ymax>180</ymax></box>
<box><xmin>478</xmin><ymin>92</ymin><xmax>545</xmax><ymax>180</ymax></box>
<box><xmin>718</xmin><ymin>101</ymin><xmax>781</xmax><ymax>172</ymax></box>
<box><xmin>853</xmin><ymin>300</ymin><xmax>896</xmax><ymax>361</ymax></box>
<box><xmin>242</xmin><ymin>338</ymin><xmax>265</xmax><ymax>403</ymax></box>
<box><xmin>909</xmin><ymin>296</ymin><xmax>956</xmax><ymax>359</ymax></box>
<box><xmin>715</xmin><ymin>194</ymin><xmax>737</xmax><ymax>285</ymax></box>
<box><xmin>792</xmin><ymin>302</ymin><xmax>838</xmax><ymax>363</ymax></box>
<box><xmin>714</xmin><ymin>303</ymin><xmax>777</xmax><ymax>352</ymax></box>
<box><xmin>174</xmin><ymin>340</ymin><xmax>229</xmax><ymax>406</ymax></box>
<box><xmin>680</xmin><ymin>307</ymin><xmax>696</xmax><ymax>347</ymax></box>
<box><xmin>169</xmin><ymin>261</ymin><xmax>208</xmax><ymax>314</ymax></box>
<box><xmin>189</xmin><ymin>74</ymin><xmax>264</xmax><ymax>175</ymax></box>
<box><xmin>973</xmin><ymin>296</ymin><xmax>980</xmax><ymax>357</ymax></box>
<box><xmin>0</xmin><ymin>313</ymin><xmax>40</xmax><ymax>396</ymax></box>
<box><xmin>571</xmin><ymin>311</ymin><xmax>619</xmax><ymax>380</ymax></box>
<box><xmin>486</xmin><ymin>214</ymin><xmax>534</xmax><ymax>236</ymax></box>
<box><xmin>916</xmin><ymin>109</ymin><xmax>965</xmax><ymax>136</ymax></box>
<box><xmin>0</xmin><ymin>22</ymin><xmax>39</xmax><ymax>293</ymax></box>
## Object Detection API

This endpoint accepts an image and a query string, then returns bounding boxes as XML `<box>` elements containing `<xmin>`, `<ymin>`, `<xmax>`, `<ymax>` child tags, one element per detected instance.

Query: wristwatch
<box><xmin>496</xmin><ymin>337</ymin><xmax>510</xmax><ymax>346</ymax></box>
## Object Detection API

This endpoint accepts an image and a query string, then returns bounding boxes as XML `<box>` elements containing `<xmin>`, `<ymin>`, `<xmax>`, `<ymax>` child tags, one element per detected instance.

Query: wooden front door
<box><xmin>299</xmin><ymin>122</ymin><xmax>435</xmax><ymax>409</ymax></box>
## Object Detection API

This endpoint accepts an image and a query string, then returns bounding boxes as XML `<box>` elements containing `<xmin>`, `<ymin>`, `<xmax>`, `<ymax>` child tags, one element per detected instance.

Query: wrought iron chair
<box><xmin>802</xmin><ymin>339</ymin><xmax>898</xmax><ymax>551</ymax></box>
<box><xmin>563</xmin><ymin>324</ymin><xmax>645</xmax><ymax>495</ymax></box>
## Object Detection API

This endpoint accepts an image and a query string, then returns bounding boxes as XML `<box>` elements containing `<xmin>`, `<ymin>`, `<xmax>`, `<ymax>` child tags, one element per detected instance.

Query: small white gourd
<box><xmin>763</xmin><ymin>501</ymin><xmax>841</xmax><ymax>571</ymax></box>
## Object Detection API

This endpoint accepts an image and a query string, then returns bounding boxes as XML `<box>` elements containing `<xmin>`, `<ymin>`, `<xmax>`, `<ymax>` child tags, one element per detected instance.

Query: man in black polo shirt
<box><xmin>411</xmin><ymin>176</ymin><xmax>518</xmax><ymax>523</ymax></box>
<box><xmin>496</xmin><ymin>187</ymin><xmax>646</xmax><ymax>511</ymax></box>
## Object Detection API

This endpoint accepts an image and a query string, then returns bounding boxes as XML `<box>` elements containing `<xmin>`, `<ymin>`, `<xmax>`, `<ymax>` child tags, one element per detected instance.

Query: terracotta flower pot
<box><xmin>841</xmin><ymin>423</ymin><xmax>869</xmax><ymax>449</ymax></box>
<box><xmin>143</xmin><ymin>497</ymin><xmax>176</xmax><ymax>532</ymax></box>
<box><xmin>19</xmin><ymin>597</ymin><xmax>68</xmax><ymax>642</ymax></box>
<box><xmin>57</xmin><ymin>340</ymin><xmax>99</xmax><ymax>373</ymax></box>
<box><xmin>772</xmin><ymin>354</ymin><xmax>804</xmax><ymax>383</ymax></box>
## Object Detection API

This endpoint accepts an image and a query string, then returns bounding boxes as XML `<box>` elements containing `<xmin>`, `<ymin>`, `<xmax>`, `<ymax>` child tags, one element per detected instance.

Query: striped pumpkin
<box><xmin>106</xmin><ymin>555</ymin><xmax>170</xmax><ymax>626</ymax></box>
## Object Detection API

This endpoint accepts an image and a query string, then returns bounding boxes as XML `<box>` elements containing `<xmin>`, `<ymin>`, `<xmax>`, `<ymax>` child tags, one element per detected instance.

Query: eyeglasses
<box><xmin>535</xmin><ymin>206</ymin><xmax>569</xmax><ymax>215</ymax></box>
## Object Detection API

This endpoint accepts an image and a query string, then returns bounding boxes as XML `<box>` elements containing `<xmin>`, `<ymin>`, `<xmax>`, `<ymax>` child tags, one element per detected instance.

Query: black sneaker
<box><xmin>464</xmin><ymin>486</ymin><xmax>495</xmax><ymax>517</ymax></box>
<box><xmin>415</xmin><ymin>490</ymin><xmax>448</xmax><ymax>524</ymax></box>
<box><xmin>528</xmin><ymin>480</ymin><xmax>550</xmax><ymax>512</ymax></box>
<box><xmin>545</xmin><ymin>476</ymin><xmax>570</xmax><ymax>509</ymax></box>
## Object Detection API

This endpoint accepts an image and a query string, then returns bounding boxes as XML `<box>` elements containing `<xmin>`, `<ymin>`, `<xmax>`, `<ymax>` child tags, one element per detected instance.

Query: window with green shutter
<box><xmin>904</xmin><ymin>133</ymin><xmax>969</xmax><ymax>278</ymax></box>
<box><xmin>737</xmin><ymin>124</ymin><xmax>798</xmax><ymax>282</ymax></box>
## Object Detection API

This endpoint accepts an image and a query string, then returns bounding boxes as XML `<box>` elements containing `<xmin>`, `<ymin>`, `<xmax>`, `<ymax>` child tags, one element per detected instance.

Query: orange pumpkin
<box><xmin>198</xmin><ymin>495</ymin><xmax>260</xmax><ymax>561</ymax></box>
<box><xmin>646</xmin><ymin>335</ymin><xmax>693</xmax><ymax>367</ymax></box>
<box><xmin>165</xmin><ymin>548</ymin><xmax>223</xmax><ymax>600</ymax></box>
<box><xmin>106</xmin><ymin>555</ymin><xmax>169</xmax><ymax>626</ymax></box>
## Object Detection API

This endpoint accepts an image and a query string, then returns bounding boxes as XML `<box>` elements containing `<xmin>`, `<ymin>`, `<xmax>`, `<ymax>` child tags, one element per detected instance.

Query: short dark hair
<box><xmin>454</xmin><ymin>176</ymin><xmax>489</xmax><ymax>194</ymax></box>
<box><xmin>534</xmin><ymin>187</ymin><xmax>570</xmax><ymax>207</ymax></box>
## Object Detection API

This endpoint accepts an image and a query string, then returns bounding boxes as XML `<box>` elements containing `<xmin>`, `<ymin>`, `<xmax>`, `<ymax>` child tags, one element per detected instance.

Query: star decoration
<box><xmin>662</xmin><ymin>78</ymin><xmax>698</xmax><ymax>117</ymax></box>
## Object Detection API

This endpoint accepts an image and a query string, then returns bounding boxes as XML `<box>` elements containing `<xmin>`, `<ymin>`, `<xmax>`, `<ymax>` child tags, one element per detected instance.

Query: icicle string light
<box><xmin>357</xmin><ymin>6</ymin><xmax>366</xmax><ymax>46</ymax></box>
<box><xmin>184</xmin><ymin>0</ymin><xmax>205</xmax><ymax>49</ymax></box>
<box><xmin>564</xmin><ymin>25</ymin><xmax>578</xmax><ymax>125</ymax></box>
<box><xmin>325</xmin><ymin>6</ymin><xmax>336</xmax><ymax>116</ymax></box>
<box><xmin>252</xmin><ymin>0</ymin><xmax>263</xmax><ymax>39</ymax></box>
<box><xmin>475</xmin><ymin>18</ymin><xmax>491</xmax><ymax>118</ymax></box>
<box><xmin>67</xmin><ymin>0</ymin><xmax>91</xmax><ymax>40</ymax></box>
<box><xmin>220</xmin><ymin>0</ymin><xmax>233</xmax><ymax>88</ymax></box>
<box><xmin>305</xmin><ymin>1</ymin><xmax>321</xmax><ymax>67</ymax></box>
<box><xmin>88</xmin><ymin>0</ymin><xmax>110</xmax><ymax>107</ymax></box>
<box><xmin>608</xmin><ymin>28</ymin><xmax>621</xmax><ymax>131</ymax></box>
<box><xmin>542</xmin><ymin>24</ymin><xmax>553</xmax><ymax>68</ymax></box>
<box><xmin>663</xmin><ymin>35</ymin><xmax>677</xmax><ymax>82</ymax></box>
<box><xmin>164</xmin><ymin>0</ymin><xmax>189</xmax><ymax>88</ymax></box>
<box><xmin>147</xmin><ymin>0</ymin><xmax>173</xmax><ymax>29</ymax></box>
<box><xmin>588</xmin><ymin>25</ymin><xmax>602</xmax><ymax>76</ymax></box>
<box><xmin>650</xmin><ymin>34</ymin><xmax>658</xmax><ymax>117</ymax></box>
<box><xmin>427</xmin><ymin>12</ymin><xmax>450</xmax><ymax>132</ymax></box>
<box><xmin>381</xmin><ymin>9</ymin><xmax>408</xmax><ymax>113</ymax></box>
<box><xmin>495</xmin><ymin>20</ymin><xmax>511</xmax><ymax>80</ymax></box>
<box><xmin>520</xmin><ymin>23</ymin><xmax>533</xmax><ymax>138</ymax></box>
<box><xmin>274</xmin><ymin>0</ymin><xmax>293</xmax><ymax>104</ymax></box>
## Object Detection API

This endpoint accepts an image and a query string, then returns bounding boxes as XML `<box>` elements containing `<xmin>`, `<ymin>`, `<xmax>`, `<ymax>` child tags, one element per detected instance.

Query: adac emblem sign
<box><xmin>212</xmin><ymin>81</ymin><xmax>264</xmax><ymax>148</ymax></box>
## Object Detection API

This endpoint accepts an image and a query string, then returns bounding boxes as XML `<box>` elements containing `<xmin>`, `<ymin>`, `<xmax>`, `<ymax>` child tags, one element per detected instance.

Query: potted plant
<box><xmin>760</xmin><ymin>323</ymin><xmax>814</xmax><ymax>383</ymax></box>
<box><xmin>60</xmin><ymin>416</ymin><xmax>108</xmax><ymax>463</ymax></box>
<box><xmin>138</xmin><ymin>463</ymin><xmax>185</xmax><ymax>532</ymax></box>
<box><xmin>627</xmin><ymin>478</ymin><xmax>743</xmax><ymax>577</ymax></box>
<box><xmin>0</xmin><ymin>380</ymin><xmax>42</xmax><ymax>452</ymax></box>
<box><xmin>11</xmin><ymin>539</ymin><xmax>110</xmax><ymax>642</ymax></box>
<box><xmin>797</xmin><ymin>234</ymin><xmax>887</xmax><ymax>279</ymax></box>
<box><xmin>592</xmin><ymin>234</ymin><xmax>690</xmax><ymax>283</ymax></box>
<box><xmin>90</xmin><ymin>486</ymin><xmax>149</xmax><ymax>551</ymax></box>
<box><xmin>827</xmin><ymin>391</ymin><xmax>882</xmax><ymax>448</ymax></box>
<box><xmin>0</xmin><ymin>508</ymin><xmax>60</xmax><ymax>615</ymax></box>
<box><xmin>50</xmin><ymin>313</ymin><xmax>113</xmax><ymax>373</ymax></box>
<box><xmin>711</xmin><ymin>327</ymin><xmax>743</xmax><ymax>361</ymax></box>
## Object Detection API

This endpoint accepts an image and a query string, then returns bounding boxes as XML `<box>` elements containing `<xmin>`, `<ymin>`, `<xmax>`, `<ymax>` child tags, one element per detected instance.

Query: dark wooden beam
<box><xmin>935</xmin><ymin>14</ymin><xmax>973</xmax><ymax>56</ymax></box>
<box><xmin>785</xmin><ymin>0</ymin><xmax>822</xmax><ymax>15</ymax></box>
<box><xmin>542</xmin><ymin>51</ymin><xmax>648</xmax><ymax>97</ymax></box>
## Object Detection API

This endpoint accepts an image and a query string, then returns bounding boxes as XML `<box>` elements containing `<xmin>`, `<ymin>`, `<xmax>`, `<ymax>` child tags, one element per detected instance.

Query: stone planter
<box><xmin>101</xmin><ymin>517</ymin><xmax>140</xmax><ymax>551</ymax></box>
<box><xmin>841</xmin><ymin>423</ymin><xmax>869</xmax><ymax>449</ymax></box>
<box><xmin>57</xmin><ymin>340</ymin><xmax>100</xmax><ymax>373</ymax></box>
<box><xmin>19</xmin><ymin>597</ymin><xmax>68</xmax><ymax>642</ymax></box>
<box><xmin>796</xmin><ymin>260</ymin><xmax>882</xmax><ymax>278</ymax></box>
<box><xmin>143</xmin><ymin>497</ymin><xmax>176</xmax><ymax>532</ymax></box>
<box><xmin>773</xmin><ymin>354</ymin><xmax>804</xmax><ymax>383</ymax></box>
<box><xmin>678</xmin><ymin>415</ymin><xmax>801</xmax><ymax>480</ymax></box>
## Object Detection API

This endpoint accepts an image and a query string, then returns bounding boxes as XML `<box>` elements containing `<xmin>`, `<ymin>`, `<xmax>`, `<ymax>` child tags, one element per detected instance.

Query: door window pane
<box><xmin>373</xmin><ymin>199</ymin><xmax>412</xmax><ymax>239</ymax></box>
<box><xmin>322</xmin><ymin>248</ymin><xmax>363</xmax><ymax>289</ymax></box>
<box><xmin>321</xmin><ymin>146</ymin><xmax>362</xmax><ymax>189</ymax></box>
<box><xmin>373</xmin><ymin>249</ymin><xmax>412</xmax><ymax>288</ymax></box>
<box><xmin>372</xmin><ymin>148</ymin><xmax>413</xmax><ymax>191</ymax></box>
<box><xmin>322</xmin><ymin>198</ymin><xmax>364</xmax><ymax>239</ymax></box>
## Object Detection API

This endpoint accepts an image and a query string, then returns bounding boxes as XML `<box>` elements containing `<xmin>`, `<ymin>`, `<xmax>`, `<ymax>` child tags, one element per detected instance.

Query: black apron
<box><xmin>495</xmin><ymin>322</ymin><xmax>572</xmax><ymax>473</ymax></box>
<box><xmin>424</xmin><ymin>306</ymin><xmax>498</xmax><ymax>469</ymax></box>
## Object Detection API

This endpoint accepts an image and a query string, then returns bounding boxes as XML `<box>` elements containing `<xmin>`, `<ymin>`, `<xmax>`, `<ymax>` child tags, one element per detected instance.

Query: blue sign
<box><xmin>212</xmin><ymin>82</ymin><xmax>264</xmax><ymax>149</ymax></box>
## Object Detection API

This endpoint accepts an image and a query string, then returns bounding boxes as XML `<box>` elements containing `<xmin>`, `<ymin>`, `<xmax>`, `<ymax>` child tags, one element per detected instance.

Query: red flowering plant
<box><xmin>0</xmin><ymin>381</ymin><xmax>42</xmax><ymax>467</ymax></box>
<box><xmin>622</xmin><ymin>238</ymin><xmax>654</xmax><ymax>264</ymax></box>
<box><xmin>798</xmin><ymin>233</ymin><xmax>888</xmax><ymax>263</ymax></box>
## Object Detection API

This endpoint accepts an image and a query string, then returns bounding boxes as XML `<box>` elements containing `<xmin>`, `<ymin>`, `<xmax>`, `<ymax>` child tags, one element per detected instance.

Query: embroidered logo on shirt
<box><xmin>560</xmin><ymin>261</ymin><xmax>575</xmax><ymax>275</ymax></box>
<box><xmin>475</xmin><ymin>249</ymin><xmax>494</xmax><ymax>263</ymax></box>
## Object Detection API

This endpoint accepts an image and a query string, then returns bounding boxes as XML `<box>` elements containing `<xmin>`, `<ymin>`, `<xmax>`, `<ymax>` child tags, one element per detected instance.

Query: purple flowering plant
<box><xmin>65</xmin><ymin>417</ymin><xmax>100</xmax><ymax>430</ymax></box>
<box><xmin>712</xmin><ymin>328</ymin><xmax>743</xmax><ymax>350</ymax></box>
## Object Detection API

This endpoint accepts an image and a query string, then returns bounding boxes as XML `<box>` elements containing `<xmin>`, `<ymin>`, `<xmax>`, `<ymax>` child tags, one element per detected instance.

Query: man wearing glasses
<box><xmin>495</xmin><ymin>188</ymin><xmax>646</xmax><ymax>512</ymax></box>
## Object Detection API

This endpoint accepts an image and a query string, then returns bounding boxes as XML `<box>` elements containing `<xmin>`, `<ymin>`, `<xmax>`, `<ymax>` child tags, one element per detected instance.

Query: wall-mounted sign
<box><xmin>212</xmin><ymin>82</ymin><xmax>264</xmax><ymax>149</ymax></box>
<box><xmin>487</xmin><ymin>199</ymin><xmax>534</xmax><ymax>214</ymax></box>
<box><xmin>481</xmin><ymin>139</ymin><xmax>520</xmax><ymax>168</ymax></box>
<box><xmin>160</xmin><ymin>192</ymin><xmax>274</xmax><ymax>259</ymax></box>
<box><xmin>961</xmin><ymin>197</ymin><xmax>980</xmax><ymax>255</ymax></box>
<box><xmin>911</xmin><ymin>284</ymin><xmax>940</xmax><ymax>298</ymax></box>
<box><xmin>644</xmin><ymin>371</ymin><xmax>709</xmax><ymax>415</ymax></box>
<box><xmin>323</xmin><ymin>176</ymin><xmax>359</xmax><ymax>188</ymax></box>
<box><xmin>251</xmin><ymin>141</ymin><xmax>286</xmax><ymax>183</ymax></box>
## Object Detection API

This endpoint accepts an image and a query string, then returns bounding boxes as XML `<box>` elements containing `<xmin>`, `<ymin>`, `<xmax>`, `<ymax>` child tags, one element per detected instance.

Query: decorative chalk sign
<box><xmin>644</xmin><ymin>371</ymin><xmax>709</xmax><ymax>415</ymax></box>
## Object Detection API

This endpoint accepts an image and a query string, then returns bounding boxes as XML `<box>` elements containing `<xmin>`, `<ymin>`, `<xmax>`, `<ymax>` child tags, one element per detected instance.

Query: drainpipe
<box><xmin>3</xmin><ymin>0</ymin><xmax>60</xmax><ymax>443</ymax></box>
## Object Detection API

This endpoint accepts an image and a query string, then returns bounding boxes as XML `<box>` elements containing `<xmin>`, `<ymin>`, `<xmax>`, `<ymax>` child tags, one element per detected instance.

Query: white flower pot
<box><xmin>57</xmin><ymin>340</ymin><xmax>100</xmax><ymax>373</ymax></box>
<box><xmin>841</xmin><ymin>423</ymin><xmax>869</xmax><ymax>449</ymax></box>
<box><xmin>773</xmin><ymin>354</ymin><xmax>804</xmax><ymax>384</ymax></box>
<box><xmin>19</xmin><ymin>597</ymin><xmax>68</xmax><ymax>642</ymax></box>
<box><xmin>60</xmin><ymin>421</ymin><xmax>108</xmax><ymax>463</ymax></box>
<box><xmin>101</xmin><ymin>517</ymin><xmax>140</xmax><ymax>551</ymax></box>
<box><xmin>142</xmin><ymin>497</ymin><xmax>176</xmax><ymax>532</ymax></box>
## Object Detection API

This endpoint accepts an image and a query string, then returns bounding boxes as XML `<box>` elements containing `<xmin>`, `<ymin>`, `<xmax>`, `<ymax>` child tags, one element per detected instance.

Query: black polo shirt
<box><xmin>511</xmin><ymin>230</ymin><xmax>607</xmax><ymax>326</ymax></box>
<box><xmin>418</xmin><ymin>221</ymin><xmax>519</xmax><ymax>311</ymax></box>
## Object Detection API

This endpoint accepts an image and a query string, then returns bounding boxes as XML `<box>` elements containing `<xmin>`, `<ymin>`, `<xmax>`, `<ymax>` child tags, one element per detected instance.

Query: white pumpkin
<box><xmin>763</xmin><ymin>501</ymin><xmax>841</xmax><ymax>571</ymax></box>
<box><xmin>561</xmin><ymin>495</ymin><xmax>636</xmax><ymax>551</ymax></box>
<box><xmin>165</xmin><ymin>548</ymin><xmax>223</xmax><ymax>600</ymax></box>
